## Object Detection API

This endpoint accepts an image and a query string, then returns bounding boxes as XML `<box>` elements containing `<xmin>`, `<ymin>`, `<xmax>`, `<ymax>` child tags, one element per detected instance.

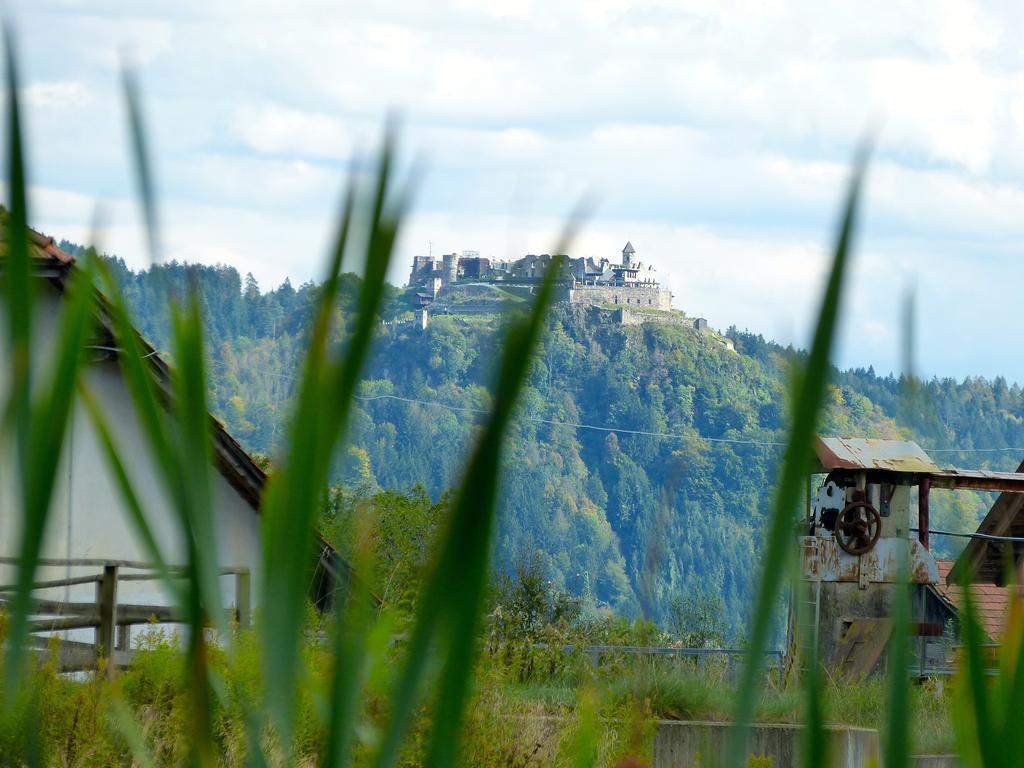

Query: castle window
<box><xmin>614</xmin><ymin>296</ymin><xmax>619</xmax><ymax>304</ymax></box>
<box><xmin>648</xmin><ymin>299</ymin><xmax>652</xmax><ymax>305</ymax></box>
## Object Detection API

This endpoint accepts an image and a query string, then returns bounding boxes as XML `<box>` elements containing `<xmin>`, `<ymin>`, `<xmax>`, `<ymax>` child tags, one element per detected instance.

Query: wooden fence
<box><xmin>0</xmin><ymin>557</ymin><xmax>250</xmax><ymax>675</ymax></box>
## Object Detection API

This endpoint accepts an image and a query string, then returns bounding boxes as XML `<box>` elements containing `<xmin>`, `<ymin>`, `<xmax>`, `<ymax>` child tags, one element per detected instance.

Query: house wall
<box><xmin>0</xmin><ymin>288</ymin><xmax>261</xmax><ymax>620</ymax></box>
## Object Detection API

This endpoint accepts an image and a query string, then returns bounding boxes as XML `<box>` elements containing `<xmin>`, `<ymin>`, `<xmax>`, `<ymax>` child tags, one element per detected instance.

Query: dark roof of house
<box><xmin>936</xmin><ymin>559</ymin><xmax>1013</xmax><ymax>640</ymax></box>
<box><xmin>623</xmin><ymin>241</ymin><xmax>635</xmax><ymax>254</ymax></box>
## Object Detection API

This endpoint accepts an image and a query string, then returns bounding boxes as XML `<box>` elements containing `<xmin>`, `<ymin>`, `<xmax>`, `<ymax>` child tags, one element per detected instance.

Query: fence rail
<box><xmin>532</xmin><ymin>644</ymin><xmax>786</xmax><ymax>674</ymax></box>
<box><xmin>0</xmin><ymin>557</ymin><xmax>250</xmax><ymax>675</ymax></box>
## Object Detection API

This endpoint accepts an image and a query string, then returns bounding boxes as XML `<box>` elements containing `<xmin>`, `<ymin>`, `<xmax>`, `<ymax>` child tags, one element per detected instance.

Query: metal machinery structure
<box><xmin>795</xmin><ymin>437</ymin><xmax>1024</xmax><ymax>677</ymax></box>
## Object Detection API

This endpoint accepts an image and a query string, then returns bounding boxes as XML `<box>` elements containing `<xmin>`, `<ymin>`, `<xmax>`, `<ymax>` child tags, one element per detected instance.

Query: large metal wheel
<box><xmin>835</xmin><ymin>501</ymin><xmax>882</xmax><ymax>555</ymax></box>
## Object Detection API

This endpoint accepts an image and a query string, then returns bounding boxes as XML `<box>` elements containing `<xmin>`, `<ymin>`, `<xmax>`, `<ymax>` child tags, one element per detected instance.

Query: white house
<box><xmin>0</xmin><ymin>226</ymin><xmax>341</xmax><ymax>658</ymax></box>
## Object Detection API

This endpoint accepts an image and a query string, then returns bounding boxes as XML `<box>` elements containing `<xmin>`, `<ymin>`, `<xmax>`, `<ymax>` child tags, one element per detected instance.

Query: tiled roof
<box><xmin>28</xmin><ymin>229</ymin><xmax>75</xmax><ymax>264</ymax></box>
<box><xmin>936</xmin><ymin>559</ymin><xmax>1014</xmax><ymax>640</ymax></box>
<box><xmin>0</xmin><ymin>208</ymin><xmax>75</xmax><ymax>265</ymax></box>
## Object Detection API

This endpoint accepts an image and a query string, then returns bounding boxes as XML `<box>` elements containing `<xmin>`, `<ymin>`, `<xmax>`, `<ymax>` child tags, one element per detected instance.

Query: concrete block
<box><xmin>654</xmin><ymin>720</ymin><xmax>879</xmax><ymax>768</ymax></box>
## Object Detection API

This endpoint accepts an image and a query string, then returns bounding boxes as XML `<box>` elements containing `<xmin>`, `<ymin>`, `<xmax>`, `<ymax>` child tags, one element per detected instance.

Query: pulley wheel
<box><xmin>835</xmin><ymin>500</ymin><xmax>882</xmax><ymax>556</ymax></box>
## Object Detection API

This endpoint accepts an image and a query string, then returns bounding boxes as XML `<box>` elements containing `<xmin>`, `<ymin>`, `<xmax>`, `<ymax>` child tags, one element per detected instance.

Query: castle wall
<box><xmin>568</xmin><ymin>283</ymin><xmax>672</xmax><ymax>310</ymax></box>
<box><xmin>614</xmin><ymin>307</ymin><xmax>689</xmax><ymax>327</ymax></box>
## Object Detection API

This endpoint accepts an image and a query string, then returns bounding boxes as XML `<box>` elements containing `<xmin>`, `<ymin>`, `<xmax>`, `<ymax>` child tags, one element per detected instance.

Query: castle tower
<box><xmin>622</xmin><ymin>241</ymin><xmax>635</xmax><ymax>267</ymax></box>
<box><xmin>441</xmin><ymin>253</ymin><xmax>458</xmax><ymax>287</ymax></box>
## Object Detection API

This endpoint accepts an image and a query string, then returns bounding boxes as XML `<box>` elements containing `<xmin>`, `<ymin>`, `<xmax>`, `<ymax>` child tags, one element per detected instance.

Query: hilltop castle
<box><xmin>407</xmin><ymin>241</ymin><xmax>674</xmax><ymax>311</ymax></box>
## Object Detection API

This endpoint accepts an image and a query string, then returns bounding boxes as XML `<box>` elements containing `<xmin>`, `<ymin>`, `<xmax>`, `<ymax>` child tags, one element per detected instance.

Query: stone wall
<box><xmin>568</xmin><ymin>282</ymin><xmax>673</xmax><ymax>311</ymax></box>
<box><xmin>614</xmin><ymin>307</ymin><xmax>690</xmax><ymax>327</ymax></box>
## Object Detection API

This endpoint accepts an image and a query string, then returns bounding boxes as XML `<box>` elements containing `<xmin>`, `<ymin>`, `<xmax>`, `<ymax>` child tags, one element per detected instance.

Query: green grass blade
<box><xmin>4</xmin><ymin>246</ymin><xmax>94</xmax><ymax>702</ymax></box>
<box><xmin>423</xmin><ymin>250</ymin><xmax>568</xmax><ymax>767</ymax></box>
<box><xmin>167</xmin><ymin>295</ymin><xmax>222</xmax><ymax>767</ymax></box>
<box><xmin>121</xmin><ymin>65</ymin><xmax>223</xmax><ymax>766</ymax></box>
<box><xmin>885</xmin><ymin>282</ymin><xmax>918</xmax><ymax>768</ymax></box>
<box><xmin>570</xmin><ymin>686</ymin><xmax>600</xmax><ymax>768</ymax></box>
<box><xmin>107</xmin><ymin>695</ymin><xmax>157</xmax><ymax>768</ymax></box>
<box><xmin>999</xmin><ymin>584</ymin><xmax>1024</xmax><ymax>763</ymax></box>
<box><xmin>726</xmin><ymin>142</ymin><xmax>870</xmax><ymax>768</ymax></box>
<box><xmin>885</xmin><ymin>573</ymin><xmax>911</xmax><ymax>768</ymax></box>
<box><xmin>257</xmin><ymin>182</ymin><xmax>355</xmax><ymax>743</ymax></box>
<box><xmin>1</xmin><ymin>25</ymin><xmax>31</xmax><ymax>467</ymax></box>
<box><xmin>371</xmin><ymin>216</ymin><xmax>581</xmax><ymax>768</ymax></box>
<box><xmin>93</xmin><ymin>260</ymin><xmax>179</xmax><ymax>500</ymax></box>
<box><xmin>122</xmin><ymin>66</ymin><xmax>160</xmax><ymax>262</ymax></box>
<box><xmin>799</xmin><ymin>581</ymin><xmax>826</xmax><ymax>768</ymax></box>
<box><xmin>959</xmin><ymin>585</ymin><xmax>1001</xmax><ymax>767</ymax></box>
<box><xmin>320</xmin><ymin>511</ymin><xmax>376</xmax><ymax>768</ymax></box>
<box><xmin>169</xmin><ymin>293</ymin><xmax>223</xmax><ymax>635</ymax></box>
<box><xmin>1</xmin><ymin>22</ymin><xmax>33</xmax><ymax>704</ymax></box>
<box><xmin>76</xmin><ymin>382</ymin><xmax>181</xmax><ymax>603</ymax></box>
<box><xmin>260</xmin><ymin>134</ymin><xmax>404</xmax><ymax>745</ymax></box>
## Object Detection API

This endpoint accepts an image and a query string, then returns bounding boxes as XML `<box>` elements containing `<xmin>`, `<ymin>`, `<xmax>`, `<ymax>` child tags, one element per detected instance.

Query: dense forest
<box><xmin>68</xmin><ymin>242</ymin><xmax>1022</xmax><ymax>637</ymax></box>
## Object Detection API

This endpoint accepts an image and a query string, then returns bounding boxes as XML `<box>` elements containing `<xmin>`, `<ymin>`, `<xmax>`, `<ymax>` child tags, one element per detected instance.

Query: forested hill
<box><xmin>77</xmin><ymin>245</ymin><xmax>1024</xmax><ymax>636</ymax></box>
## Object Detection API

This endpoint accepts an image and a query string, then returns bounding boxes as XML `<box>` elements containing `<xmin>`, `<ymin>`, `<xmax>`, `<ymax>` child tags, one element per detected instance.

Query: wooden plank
<box><xmin>28</xmin><ymin>636</ymin><xmax>136</xmax><ymax>672</ymax></box>
<box><xmin>949</xmin><ymin>459</ymin><xmax>1024</xmax><ymax>585</ymax></box>
<box><xmin>831</xmin><ymin>618</ymin><xmax>893</xmax><ymax>680</ymax></box>
<box><xmin>235</xmin><ymin>570</ymin><xmax>251</xmax><ymax>630</ymax></box>
<box><xmin>0</xmin><ymin>573</ymin><xmax>101</xmax><ymax>591</ymax></box>
<box><xmin>95</xmin><ymin>565</ymin><xmax>118</xmax><ymax>675</ymax></box>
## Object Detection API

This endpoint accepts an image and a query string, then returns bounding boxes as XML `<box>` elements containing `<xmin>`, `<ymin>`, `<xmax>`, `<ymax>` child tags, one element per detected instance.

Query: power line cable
<box><xmin>353</xmin><ymin>393</ymin><xmax>787</xmax><ymax>447</ymax></box>
<box><xmin>913</xmin><ymin>528</ymin><xmax>1024</xmax><ymax>544</ymax></box>
<box><xmin>202</xmin><ymin>358</ymin><xmax>1024</xmax><ymax>457</ymax></box>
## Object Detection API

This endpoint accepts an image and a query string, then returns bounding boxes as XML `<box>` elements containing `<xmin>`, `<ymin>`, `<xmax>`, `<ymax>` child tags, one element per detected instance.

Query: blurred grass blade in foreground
<box><xmin>84</xmin><ymin>67</ymin><xmax>226</xmax><ymax>766</ymax></box>
<box><xmin>726</xmin><ymin>141</ymin><xmax>870</xmax><ymax>768</ymax></box>
<box><xmin>884</xmin><ymin>286</ymin><xmax>920</xmax><ymax>768</ymax></box>
<box><xmin>259</xmin><ymin>132</ymin><xmax>409</xmax><ymax>750</ymax></box>
<box><xmin>371</xmin><ymin>222</ymin><xmax>580</xmax><ymax>768</ymax></box>
<box><xmin>2</xmin><ymin>26</ymin><xmax>98</xmax><ymax>706</ymax></box>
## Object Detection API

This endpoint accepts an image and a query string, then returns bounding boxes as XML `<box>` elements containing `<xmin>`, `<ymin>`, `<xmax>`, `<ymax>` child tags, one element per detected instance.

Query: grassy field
<box><xmin>1</xmin><ymin>625</ymin><xmax>957</xmax><ymax>766</ymax></box>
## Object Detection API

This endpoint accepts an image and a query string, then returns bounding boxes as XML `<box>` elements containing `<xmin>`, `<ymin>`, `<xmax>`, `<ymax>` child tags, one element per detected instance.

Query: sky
<box><xmin>10</xmin><ymin>1</ymin><xmax>1024</xmax><ymax>382</ymax></box>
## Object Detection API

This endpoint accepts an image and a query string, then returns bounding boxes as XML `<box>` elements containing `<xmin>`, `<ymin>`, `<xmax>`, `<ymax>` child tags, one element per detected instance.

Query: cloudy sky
<box><xmin>11</xmin><ymin>1</ymin><xmax>1024</xmax><ymax>381</ymax></box>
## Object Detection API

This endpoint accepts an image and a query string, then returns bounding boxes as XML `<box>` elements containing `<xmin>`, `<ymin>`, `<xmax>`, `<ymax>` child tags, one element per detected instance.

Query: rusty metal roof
<box><xmin>815</xmin><ymin>437</ymin><xmax>939</xmax><ymax>473</ymax></box>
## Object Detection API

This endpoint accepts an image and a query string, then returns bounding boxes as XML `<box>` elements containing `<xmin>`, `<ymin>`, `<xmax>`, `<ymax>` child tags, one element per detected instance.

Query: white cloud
<box><xmin>23</xmin><ymin>81</ymin><xmax>92</xmax><ymax>110</ymax></box>
<box><xmin>231</xmin><ymin>104</ymin><xmax>355</xmax><ymax>159</ymax></box>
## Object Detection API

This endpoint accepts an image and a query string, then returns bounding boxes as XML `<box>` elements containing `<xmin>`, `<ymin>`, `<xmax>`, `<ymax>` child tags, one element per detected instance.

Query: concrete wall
<box><xmin>912</xmin><ymin>757</ymin><xmax>958</xmax><ymax>768</ymax></box>
<box><xmin>654</xmin><ymin>720</ymin><xmax>879</xmax><ymax>768</ymax></box>
<box><xmin>568</xmin><ymin>283</ymin><xmax>673</xmax><ymax>311</ymax></box>
<box><xmin>0</xmin><ymin>288</ymin><xmax>262</xmax><ymax>622</ymax></box>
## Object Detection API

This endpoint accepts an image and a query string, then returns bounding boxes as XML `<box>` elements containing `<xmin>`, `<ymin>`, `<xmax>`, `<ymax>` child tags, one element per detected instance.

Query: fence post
<box><xmin>235</xmin><ymin>569</ymin><xmax>251</xmax><ymax>630</ymax></box>
<box><xmin>95</xmin><ymin>564</ymin><xmax>118</xmax><ymax>676</ymax></box>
